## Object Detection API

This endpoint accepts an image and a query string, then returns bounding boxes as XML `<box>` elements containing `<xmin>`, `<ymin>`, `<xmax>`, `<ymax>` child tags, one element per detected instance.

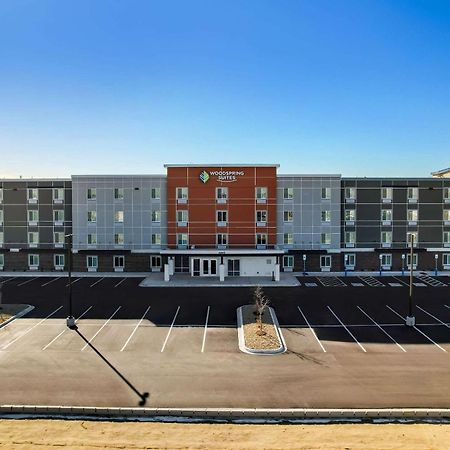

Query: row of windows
<box><xmin>344</xmin><ymin>187</ymin><xmax>450</xmax><ymax>201</ymax></box>
<box><xmin>87</xmin><ymin>187</ymin><xmax>162</xmax><ymax>200</ymax></box>
<box><xmin>0</xmin><ymin>188</ymin><xmax>65</xmax><ymax>202</ymax></box>
<box><xmin>344</xmin><ymin>209</ymin><xmax>450</xmax><ymax>222</ymax></box>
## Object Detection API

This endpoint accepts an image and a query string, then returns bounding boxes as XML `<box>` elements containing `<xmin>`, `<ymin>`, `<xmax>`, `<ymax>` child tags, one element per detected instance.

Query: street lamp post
<box><xmin>401</xmin><ymin>254</ymin><xmax>405</xmax><ymax>276</ymax></box>
<box><xmin>434</xmin><ymin>253</ymin><xmax>439</xmax><ymax>277</ymax></box>
<box><xmin>406</xmin><ymin>235</ymin><xmax>415</xmax><ymax>327</ymax></box>
<box><xmin>66</xmin><ymin>233</ymin><xmax>76</xmax><ymax>329</ymax></box>
<box><xmin>344</xmin><ymin>254</ymin><xmax>348</xmax><ymax>277</ymax></box>
<box><xmin>379</xmin><ymin>254</ymin><xmax>382</xmax><ymax>277</ymax></box>
<box><xmin>302</xmin><ymin>254</ymin><xmax>306</xmax><ymax>275</ymax></box>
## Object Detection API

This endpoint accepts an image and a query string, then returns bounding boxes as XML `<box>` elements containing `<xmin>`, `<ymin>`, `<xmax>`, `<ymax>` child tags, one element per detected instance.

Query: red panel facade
<box><xmin>166</xmin><ymin>166</ymin><xmax>278</xmax><ymax>248</ymax></box>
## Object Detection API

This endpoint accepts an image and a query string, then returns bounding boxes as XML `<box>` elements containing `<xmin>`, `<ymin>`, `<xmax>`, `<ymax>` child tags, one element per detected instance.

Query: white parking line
<box><xmin>42</xmin><ymin>305</ymin><xmax>93</xmax><ymax>350</ymax></box>
<box><xmin>297</xmin><ymin>306</ymin><xmax>326</xmax><ymax>352</ymax></box>
<box><xmin>89</xmin><ymin>277</ymin><xmax>104</xmax><ymax>288</ymax></box>
<box><xmin>17</xmin><ymin>277</ymin><xmax>38</xmax><ymax>287</ymax></box>
<box><xmin>356</xmin><ymin>306</ymin><xmax>406</xmax><ymax>352</ymax></box>
<box><xmin>81</xmin><ymin>306</ymin><xmax>122</xmax><ymax>351</ymax></box>
<box><xmin>393</xmin><ymin>276</ymin><xmax>409</xmax><ymax>287</ymax></box>
<box><xmin>416</xmin><ymin>306</ymin><xmax>450</xmax><ymax>330</ymax></box>
<box><xmin>386</xmin><ymin>305</ymin><xmax>447</xmax><ymax>352</ymax></box>
<box><xmin>201</xmin><ymin>306</ymin><xmax>210</xmax><ymax>353</ymax></box>
<box><xmin>1</xmin><ymin>306</ymin><xmax>63</xmax><ymax>350</ymax></box>
<box><xmin>41</xmin><ymin>277</ymin><xmax>61</xmax><ymax>287</ymax></box>
<box><xmin>0</xmin><ymin>277</ymin><xmax>16</xmax><ymax>285</ymax></box>
<box><xmin>65</xmin><ymin>278</ymin><xmax>81</xmax><ymax>287</ymax></box>
<box><xmin>160</xmin><ymin>306</ymin><xmax>180</xmax><ymax>353</ymax></box>
<box><xmin>120</xmin><ymin>305</ymin><xmax>151</xmax><ymax>352</ymax></box>
<box><xmin>327</xmin><ymin>306</ymin><xmax>366</xmax><ymax>352</ymax></box>
<box><xmin>114</xmin><ymin>278</ymin><xmax>126</xmax><ymax>288</ymax></box>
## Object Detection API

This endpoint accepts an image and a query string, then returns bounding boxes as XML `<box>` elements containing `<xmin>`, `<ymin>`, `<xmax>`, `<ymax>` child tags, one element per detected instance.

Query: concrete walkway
<box><xmin>139</xmin><ymin>273</ymin><xmax>300</xmax><ymax>287</ymax></box>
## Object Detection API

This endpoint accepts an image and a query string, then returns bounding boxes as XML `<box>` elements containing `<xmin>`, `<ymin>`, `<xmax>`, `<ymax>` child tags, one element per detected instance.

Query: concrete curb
<box><xmin>237</xmin><ymin>306</ymin><xmax>286</xmax><ymax>355</ymax></box>
<box><xmin>1</xmin><ymin>405</ymin><xmax>450</xmax><ymax>421</ymax></box>
<box><xmin>0</xmin><ymin>305</ymin><xmax>34</xmax><ymax>329</ymax></box>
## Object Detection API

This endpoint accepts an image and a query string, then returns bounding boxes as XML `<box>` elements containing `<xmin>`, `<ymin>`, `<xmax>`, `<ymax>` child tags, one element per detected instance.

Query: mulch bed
<box><xmin>241</xmin><ymin>305</ymin><xmax>281</xmax><ymax>350</ymax></box>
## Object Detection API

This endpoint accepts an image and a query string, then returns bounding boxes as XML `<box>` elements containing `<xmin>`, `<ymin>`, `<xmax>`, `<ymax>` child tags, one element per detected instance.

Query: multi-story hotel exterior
<box><xmin>1</xmin><ymin>164</ymin><xmax>450</xmax><ymax>277</ymax></box>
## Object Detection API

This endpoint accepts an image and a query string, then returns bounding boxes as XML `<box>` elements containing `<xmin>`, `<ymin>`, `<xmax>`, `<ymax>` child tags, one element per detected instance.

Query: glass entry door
<box><xmin>202</xmin><ymin>258</ymin><xmax>217</xmax><ymax>276</ymax></box>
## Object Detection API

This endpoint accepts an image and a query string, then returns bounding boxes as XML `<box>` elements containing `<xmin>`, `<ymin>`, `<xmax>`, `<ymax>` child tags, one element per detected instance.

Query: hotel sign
<box><xmin>199</xmin><ymin>169</ymin><xmax>245</xmax><ymax>183</ymax></box>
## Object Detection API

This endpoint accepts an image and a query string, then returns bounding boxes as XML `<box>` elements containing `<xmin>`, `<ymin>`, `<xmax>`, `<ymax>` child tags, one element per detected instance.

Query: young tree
<box><xmin>253</xmin><ymin>285</ymin><xmax>270</xmax><ymax>336</ymax></box>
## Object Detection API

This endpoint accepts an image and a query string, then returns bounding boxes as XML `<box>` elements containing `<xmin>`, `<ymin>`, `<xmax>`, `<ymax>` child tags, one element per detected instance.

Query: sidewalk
<box><xmin>293</xmin><ymin>270</ymin><xmax>450</xmax><ymax>277</ymax></box>
<box><xmin>0</xmin><ymin>271</ymin><xmax>148</xmax><ymax>278</ymax></box>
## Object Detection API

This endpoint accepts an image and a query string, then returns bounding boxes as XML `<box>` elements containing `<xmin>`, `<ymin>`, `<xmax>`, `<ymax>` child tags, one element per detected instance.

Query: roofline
<box><xmin>164</xmin><ymin>164</ymin><xmax>280</xmax><ymax>168</ymax></box>
<box><xmin>279</xmin><ymin>174</ymin><xmax>341</xmax><ymax>178</ymax></box>
<box><xmin>342</xmin><ymin>177</ymin><xmax>449</xmax><ymax>181</ymax></box>
<box><xmin>0</xmin><ymin>178</ymin><xmax>71</xmax><ymax>182</ymax></box>
<box><xmin>71</xmin><ymin>174</ymin><xmax>165</xmax><ymax>178</ymax></box>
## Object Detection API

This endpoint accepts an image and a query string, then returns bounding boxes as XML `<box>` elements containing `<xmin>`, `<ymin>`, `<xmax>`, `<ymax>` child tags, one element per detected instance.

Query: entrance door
<box><xmin>201</xmin><ymin>258</ymin><xmax>217</xmax><ymax>276</ymax></box>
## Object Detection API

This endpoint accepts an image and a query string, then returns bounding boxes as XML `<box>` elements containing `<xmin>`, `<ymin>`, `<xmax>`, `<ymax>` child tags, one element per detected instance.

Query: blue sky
<box><xmin>0</xmin><ymin>0</ymin><xmax>449</xmax><ymax>177</ymax></box>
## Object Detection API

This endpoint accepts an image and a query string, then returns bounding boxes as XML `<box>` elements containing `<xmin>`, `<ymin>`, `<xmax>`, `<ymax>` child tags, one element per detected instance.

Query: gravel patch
<box><xmin>241</xmin><ymin>304</ymin><xmax>281</xmax><ymax>350</ymax></box>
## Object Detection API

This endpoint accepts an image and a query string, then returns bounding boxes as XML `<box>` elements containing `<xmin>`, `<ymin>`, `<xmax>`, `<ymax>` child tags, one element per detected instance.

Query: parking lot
<box><xmin>1</xmin><ymin>274</ymin><xmax>450</xmax><ymax>409</ymax></box>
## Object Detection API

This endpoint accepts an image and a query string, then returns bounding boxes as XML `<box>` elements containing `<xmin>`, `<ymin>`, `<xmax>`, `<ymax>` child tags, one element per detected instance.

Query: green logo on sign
<box><xmin>199</xmin><ymin>170</ymin><xmax>210</xmax><ymax>183</ymax></box>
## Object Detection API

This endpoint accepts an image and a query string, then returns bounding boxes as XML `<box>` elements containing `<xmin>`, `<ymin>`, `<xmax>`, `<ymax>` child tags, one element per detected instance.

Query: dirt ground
<box><xmin>1</xmin><ymin>419</ymin><xmax>450</xmax><ymax>449</ymax></box>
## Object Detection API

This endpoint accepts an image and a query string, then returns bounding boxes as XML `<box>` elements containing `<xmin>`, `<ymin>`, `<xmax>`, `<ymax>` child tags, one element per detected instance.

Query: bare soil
<box><xmin>0</xmin><ymin>304</ymin><xmax>27</xmax><ymax>325</ymax></box>
<box><xmin>242</xmin><ymin>305</ymin><xmax>281</xmax><ymax>350</ymax></box>
<box><xmin>0</xmin><ymin>419</ymin><xmax>450</xmax><ymax>449</ymax></box>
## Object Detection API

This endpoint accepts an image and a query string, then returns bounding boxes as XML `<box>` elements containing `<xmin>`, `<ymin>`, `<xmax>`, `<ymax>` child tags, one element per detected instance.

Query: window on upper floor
<box><xmin>256</xmin><ymin>187</ymin><xmax>267</xmax><ymax>200</ymax></box>
<box><xmin>87</xmin><ymin>211</ymin><xmax>97</xmax><ymax>223</ymax></box>
<box><xmin>345</xmin><ymin>231</ymin><xmax>356</xmax><ymax>243</ymax></box>
<box><xmin>381</xmin><ymin>187</ymin><xmax>392</xmax><ymax>201</ymax></box>
<box><xmin>444</xmin><ymin>210</ymin><xmax>450</xmax><ymax>221</ymax></box>
<box><xmin>216</xmin><ymin>187</ymin><xmax>228</xmax><ymax>200</ymax></box>
<box><xmin>283</xmin><ymin>210</ymin><xmax>293</xmax><ymax>222</ymax></box>
<box><xmin>177</xmin><ymin>210</ymin><xmax>188</xmax><ymax>224</ymax></box>
<box><xmin>114</xmin><ymin>188</ymin><xmax>124</xmax><ymax>199</ymax></box>
<box><xmin>321</xmin><ymin>232</ymin><xmax>331</xmax><ymax>245</ymax></box>
<box><xmin>381</xmin><ymin>209</ymin><xmax>392</xmax><ymax>221</ymax></box>
<box><xmin>256</xmin><ymin>210</ymin><xmax>267</xmax><ymax>223</ymax></box>
<box><xmin>406</xmin><ymin>231</ymin><xmax>418</xmax><ymax>246</ymax></box>
<box><xmin>407</xmin><ymin>209</ymin><xmax>418</xmax><ymax>221</ymax></box>
<box><xmin>54</xmin><ymin>232</ymin><xmax>65</xmax><ymax>244</ymax></box>
<box><xmin>87</xmin><ymin>233</ymin><xmax>97</xmax><ymax>245</ymax></box>
<box><xmin>0</xmin><ymin>188</ymin><xmax>3</xmax><ymax>202</ymax></box>
<box><xmin>151</xmin><ymin>210</ymin><xmax>161</xmax><ymax>222</ymax></box>
<box><xmin>177</xmin><ymin>233</ymin><xmax>188</xmax><ymax>246</ymax></box>
<box><xmin>217</xmin><ymin>210</ymin><xmax>228</xmax><ymax>223</ymax></box>
<box><xmin>28</xmin><ymin>210</ymin><xmax>39</xmax><ymax>223</ymax></box>
<box><xmin>114</xmin><ymin>233</ymin><xmax>124</xmax><ymax>245</ymax></box>
<box><xmin>345</xmin><ymin>209</ymin><xmax>356</xmax><ymax>221</ymax></box>
<box><xmin>381</xmin><ymin>231</ymin><xmax>392</xmax><ymax>244</ymax></box>
<box><xmin>283</xmin><ymin>187</ymin><xmax>293</xmax><ymax>199</ymax></box>
<box><xmin>444</xmin><ymin>187</ymin><xmax>450</xmax><ymax>200</ymax></box>
<box><xmin>256</xmin><ymin>233</ymin><xmax>267</xmax><ymax>245</ymax></box>
<box><xmin>283</xmin><ymin>233</ymin><xmax>293</xmax><ymax>245</ymax></box>
<box><xmin>53</xmin><ymin>188</ymin><xmax>64</xmax><ymax>201</ymax></box>
<box><xmin>27</xmin><ymin>188</ymin><xmax>38</xmax><ymax>201</ymax></box>
<box><xmin>321</xmin><ymin>187</ymin><xmax>331</xmax><ymax>200</ymax></box>
<box><xmin>87</xmin><ymin>188</ymin><xmax>96</xmax><ymax>200</ymax></box>
<box><xmin>151</xmin><ymin>233</ymin><xmax>161</xmax><ymax>245</ymax></box>
<box><xmin>114</xmin><ymin>210</ymin><xmax>124</xmax><ymax>223</ymax></box>
<box><xmin>176</xmin><ymin>187</ymin><xmax>188</xmax><ymax>200</ymax></box>
<box><xmin>345</xmin><ymin>187</ymin><xmax>356</xmax><ymax>200</ymax></box>
<box><xmin>0</xmin><ymin>209</ymin><xmax>3</xmax><ymax>224</ymax></box>
<box><xmin>28</xmin><ymin>231</ymin><xmax>39</xmax><ymax>244</ymax></box>
<box><xmin>407</xmin><ymin>187</ymin><xmax>419</xmax><ymax>200</ymax></box>
<box><xmin>217</xmin><ymin>233</ymin><xmax>228</xmax><ymax>246</ymax></box>
<box><xmin>151</xmin><ymin>187</ymin><xmax>161</xmax><ymax>199</ymax></box>
<box><xmin>321</xmin><ymin>210</ymin><xmax>331</xmax><ymax>222</ymax></box>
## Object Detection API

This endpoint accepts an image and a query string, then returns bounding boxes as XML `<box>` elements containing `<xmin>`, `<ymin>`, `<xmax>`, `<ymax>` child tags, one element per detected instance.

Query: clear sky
<box><xmin>0</xmin><ymin>0</ymin><xmax>449</xmax><ymax>178</ymax></box>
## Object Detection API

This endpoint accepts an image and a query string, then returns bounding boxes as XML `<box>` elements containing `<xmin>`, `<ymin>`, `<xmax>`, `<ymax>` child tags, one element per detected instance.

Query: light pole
<box><xmin>401</xmin><ymin>254</ymin><xmax>405</xmax><ymax>276</ymax></box>
<box><xmin>302</xmin><ymin>254</ymin><xmax>306</xmax><ymax>275</ymax></box>
<box><xmin>434</xmin><ymin>253</ymin><xmax>438</xmax><ymax>277</ymax></box>
<box><xmin>344</xmin><ymin>254</ymin><xmax>348</xmax><ymax>277</ymax></box>
<box><xmin>379</xmin><ymin>254</ymin><xmax>382</xmax><ymax>277</ymax></box>
<box><xmin>66</xmin><ymin>233</ymin><xmax>76</xmax><ymax>329</ymax></box>
<box><xmin>406</xmin><ymin>234</ymin><xmax>415</xmax><ymax>327</ymax></box>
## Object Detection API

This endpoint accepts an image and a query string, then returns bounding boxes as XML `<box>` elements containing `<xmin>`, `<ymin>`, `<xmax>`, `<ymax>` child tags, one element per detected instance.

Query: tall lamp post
<box><xmin>302</xmin><ymin>254</ymin><xmax>306</xmax><ymax>275</ymax></box>
<box><xmin>66</xmin><ymin>233</ymin><xmax>76</xmax><ymax>329</ymax></box>
<box><xmin>434</xmin><ymin>253</ymin><xmax>439</xmax><ymax>277</ymax></box>
<box><xmin>344</xmin><ymin>254</ymin><xmax>348</xmax><ymax>277</ymax></box>
<box><xmin>401</xmin><ymin>254</ymin><xmax>405</xmax><ymax>276</ymax></box>
<box><xmin>379</xmin><ymin>254</ymin><xmax>382</xmax><ymax>277</ymax></box>
<box><xmin>406</xmin><ymin>234</ymin><xmax>415</xmax><ymax>327</ymax></box>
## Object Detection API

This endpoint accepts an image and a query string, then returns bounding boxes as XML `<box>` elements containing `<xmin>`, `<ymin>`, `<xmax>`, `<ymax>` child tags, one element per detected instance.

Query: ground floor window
<box><xmin>443</xmin><ymin>254</ymin><xmax>450</xmax><ymax>266</ymax></box>
<box><xmin>150</xmin><ymin>255</ymin><xmax>161</xmax><ymax>270</ymax></box>
<box><xmin>175</xmin><ymin>255</ymin><xmax>189</xmax><ymax>273</ymax></box>
<box><xmin>320</xmin><ymin>255</ymin><xmax>331</xmax><ymax>269</ymax></box>
<box><xmin>54</xmin><ymin>254</ymin><xmax>65</xmax><ymax>268</ymax></box>
<box><xmin>114</xmin><ymin>255</ymin><xmax>125</xmax><ymax>269</ymax></box>
<box><xmin>87</xmin><ymin>255</ymin><xmax>98</xmax><ymax>270</ymax></box>
<box><xmin>380</xmin><ymin>254</ymin><xmax>392</xmax><ymax>267</ymax></box>
<box><xmin>28</xmin><ymin>254</ymin><xmax>39</xmax><ymax>268</ymax></box>
<box><xmin>406</xmin><ymin>253</ymin><xmax>418</xmax><ymax>268</ymax></box>
<box><xmin>344</xmin><ymin>253</ymin><xmax>355</xmax><ymax>268</ymax></box>
<box><xmin>283</xmin><ymin>255</ymin><xmax>294</xmax><ymax>270</ymax></box>
<box><xmin>0</xmin><ymin>253</ymin><xmax>4</xmax><ymax>268</ymax></box>
<box><xmin>227</xmin><ymin>259</ymin><xmax>240</xmax><ymax>276</ymax></box>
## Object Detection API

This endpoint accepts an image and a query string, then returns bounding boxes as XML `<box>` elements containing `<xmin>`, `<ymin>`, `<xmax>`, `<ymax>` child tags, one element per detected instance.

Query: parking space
<box><xmin>316</xmin><ymin>276</ymin><xmax>347</xmax><ymax>287</ymax></box>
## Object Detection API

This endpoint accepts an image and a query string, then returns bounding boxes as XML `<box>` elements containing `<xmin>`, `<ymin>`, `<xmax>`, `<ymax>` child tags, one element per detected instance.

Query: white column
<box><xmin>219</xmin><ymin>263</ymin><xmax>225</xmax><ymax>282</ymax></box>
<box><xmin>274</xmin><ymin>264</ymin><xmax>280</xmax><ymax>281</ymax></box>
<box><xmin>168</xmin><ymin>257</ymin><xmax>174</xmax><ymax>276</ymax></box>
<box><xmin>164</xmin><ymin>264</ymin><xmax>170</xmax><ymax>282</ymax></box>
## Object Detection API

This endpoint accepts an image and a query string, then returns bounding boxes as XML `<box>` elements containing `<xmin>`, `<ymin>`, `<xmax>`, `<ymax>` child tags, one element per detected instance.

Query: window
<box><xmin>28</xmin><ymin>232</ymin><xmax>39</xmax><ymax>244</ymax></box>
<box><xmin>151</xmin><ymin>233</ymin><xmax>161</xmax><ymax>245</ymax></box>
<box><xmin>114</xmin><ymin>233</ymin><xmax>124</xmax><ymax>245</ymax></box>
<box><xmin>444</xmin><ymin>188</ymin><xmax>450</xmax><ymax>200</ymax></box>
<box><xmin>87</xmin><ymin>255</ymin><xmax>98</xmax><ymax>269</ymax></box>
<box><xmin>114</xmin><ymin>210</ymin><xmax>124</xmax><ymax>223</ymax></box>
<box><xmin>27</xmin><ymin>188</ymin><xmax>38</xmax><ymax>201</ymax></box>
<box><xmin>407</xmin><ymin>231</ymin><xmax>418</xmax><ymax>247</ymax></box>
<box><xmin>407</xmin><ymin>209</ymin><xmax>418</xmax><ymax>222</ymax></box>
<box><xmin>113</xmin><ymin>255</ymin><xmax>125</xmax><ymax>268</ymax></box>
<box><xmin>217</xmin><ymin>210</ymin><xmax>228</xmax><ymax>223</ymax></box>
<box><xmin>321</xmin><ymin>187</ymin><xmax>331</xmax><ymax>199</ymax></box>
<box><xmin>345</xmin><ymin>231</ymin><xmax>356</xmax><ymax>244</ymax></box>
<box><xmin>407</xmin><ymin>187</ymin><xmax>419</xmax><ymax>200</ymax></box>
<box><xmin>256</xmin><ymin>210</ymin><xmax>267</xmax><ymax>223</ymax></box>
<box><xmin>444</xmin><ymin>232</ymin><xmax>450</xmax><ymax>244</ymax></box>
<box><xmin>228</xmin><ymin>259</ymin><xmax>240</xmax><ymax>276</ymax></box>
<box><xmin>53</xmin><ymin>188</ymin><xmax>64</xmax><ymax>201</ymax></box>
<box><xmin>256</xmin><ymin>187</ymin><xmax>268</xmax><ymax>200</ymax></box>
<box><xmin>321</xmin><ymin>210</ymin><xmax>331</xmax><ymax>222</ymax></box>
<box><xmin>283</xmin><ymin>233</ymin><xmax>293</xmax><ymax>245</ymax></box>
<box><xmin>443</xmin><ymin>254</ymin><xmax>450</xmax><ymax>266</ymax></box>
<box><xmin>87</xmin><ymin>211</ymin><xmax>97</xmax><ymax>223</ymax></box>
<box><xmin>28</xmin><ymin>254</ymin><xmax>39</xmax><ymax>267</ymax></box>
<box><xmin>345</xmin><ymin>209</ymin><xmax>356</xmax><ymax>221</ymax></box>
<box><xmin>87</xmin><ymin>233</ymin><xmax>97</xmax><ymax>245</ymax></box>
<box><xmin>283</xmin><ymin>210</ymin><xmax>293</xmax><ymax>222</ymax></box>
<box><xmin>381</xmin><ymin>209</ymin><xmax>392</xmax><ymax>222</ymax></box>
<box><xmin>150</xmin><ymin>255</ymin><xmax>162</xmax><ymax>268</ymax></box>
<box><xmin>54</xmin><ymin>254</ymin><xmax>65</xmax><ymax>268</ymax></box>
<box><xmin>321</xmin><ymin>233</ymin><xmax>331</xmax><ymax>245</ymax></box>
<box><xmin>344</xmin><ymin>253</ymin><xmax>356</xmax><ymax>267</ymax></box>
<box><xmin>216</xmin><ymin>187</ymin><xmax>228</xmax><ymax>200</ymax></box>
<box><xmin>345</xmin><ymin>187</ymin><xmax>356</xmax><ymax>200</ymax></box>
<box><xmin>151</xmin><ymin>187</ymin><xmax>161</xmax><ymax>199</ymax></box>
<box><xmin>406</xmin><ymin>253</ymin><xmax>418</xmax><ymax>268</ymax></box>
<box><xmin>443</xmin><ymin>210</ymin><xmax>450</xmax><ymax>221</ymax></box>
<box><xmin>177</xmin><ymin>210</ymin><xmax>188</xmax><ymax>224</ymax></box>
<box><xmin>28</xmin><ymin>210</ymin><xmax>39</xmax><ymax>223</ymax></box>
<box><xmin>0</xmin><ymin>253</ymin><xmax>4</xmax><ymax>267</ymax></box>
<box><xmin>217</xmin><ymin>233</ymin><xmax>228</xmax><ymax>246</ymax></box>
<box><xmin>381</xmin><ymin>231</ymin><xmax>392</xmax><ymax>244</ymax></box>
<box><xmin>0</xmin><ymin>210</ymin><xmax>3</xmax><ymax>224</ymax></box>
<box><xmin>54</xmin><ymin>232</ymin><xmax>65</xmax><ymax>244</ymax></box>
<box><xmin>87</xmin><ymin>188</ymin><xmax>96</xmax><ymax>200</ymax></box>
<box><xmin>256</xmin><ymin>233</ymin><xmax>267</xmax><ymax>245</ymax></box>
<box><xmin>380</xmin><ymin>254</ymin><xmax>392</xmax><ymax>266</ymax></box>
<box><xmin>283</xmin><ymin>255</ymin><xmax>294</xmax><ymax>268</ymax></box>
<box><xmin>0</xmin><ymin>188</ymin><xmax>3</xmax><ymax>202</ymax></box>
<box><xmin>176</xmin><ymin>187</ymin><xmax>188</xmax><ymax>200</ymax></box>
<box><xmin>54</xmin><ymin>210</ymin><xmax>64</xmax><ymax>223</ymax></box>
<box><xmin>381</xmin><ymin>187</ymin><xmax>392</xmax><ymax>201</ymax></box>
<box><xmin>151</xmin><ymin>210</ymin><xmax>161</xmax><ymax>222</ymax></box>
<box><xmin>177</xmin><ymin>233</ymin><xmax>188</xmax><ymax>246</ymax></box>
<box><xmin>283</xmin><ymin>187</ymin><xmax>293</xmax><ymax>199</ymax></box>
<box><xmin>320</xmin><ymin>255</ymin><xmax>331</xmax><ymax>269</ymax></box>
<box><xmin>0</xmin><ymin>232</ymin><xmax>3</xmax><ymax>245</ymax></box>
<box><xmin>114</xmin><ymin>188</ymin><xmax>124</xmax><ymax>199</ymax></box>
